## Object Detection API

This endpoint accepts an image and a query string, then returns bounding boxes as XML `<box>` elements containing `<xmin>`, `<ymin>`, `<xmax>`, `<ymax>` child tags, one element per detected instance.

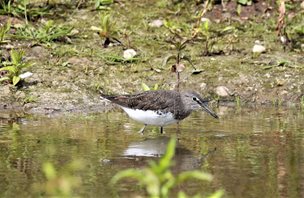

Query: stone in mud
<box><xmin>123</xmin><ymin>49</ymin><xmax>137</xmax><ymax>60</ymax></box>
<box><xmin>67</xmin><ymin>57</ymin><xmax>91</xmax><ymax>66</ymax></box>
<box><xmin>252</xmin><ymin>40</ymin><xmax>266</xmax><ymax>53</ymax></box>
<box><xmin>148</xmin><ymin>19</ymin><xmax>163</xmax><ymax>28</ymax></box>
<box><xmin>200</xmin><ymin>82</ymin><xmax>207</xmax><ymax>91</ymax></box>
<box><xmin>30</xmin><ymin>46</ymin><xmax>49</xmax><ymax>59</ymax></box>
<box><xmin>215</xmin><ymin>86</ymin><xmax>231</xmax><ymax>97</ymax></box>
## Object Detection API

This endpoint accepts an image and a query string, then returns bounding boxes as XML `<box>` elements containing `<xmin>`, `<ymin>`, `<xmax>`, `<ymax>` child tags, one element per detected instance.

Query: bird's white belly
<box><xmin>121</xmin><ymin>107</ymin><xmax>178</xmax><ymax>126</ymax></box>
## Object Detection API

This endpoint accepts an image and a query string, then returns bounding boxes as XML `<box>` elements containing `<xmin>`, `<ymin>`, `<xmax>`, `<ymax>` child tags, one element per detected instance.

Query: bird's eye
<box><xmin>192</xmin><ymin>97</ymin><xmax>198</xmax><ymax>101</ymax></box>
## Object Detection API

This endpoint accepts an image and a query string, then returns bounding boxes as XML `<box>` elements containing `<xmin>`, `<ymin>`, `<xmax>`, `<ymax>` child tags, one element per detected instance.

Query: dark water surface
<box><xmin>0</xmin><ymin>107</ymin><xmax>303</xmax><ymax>197</ymax></box>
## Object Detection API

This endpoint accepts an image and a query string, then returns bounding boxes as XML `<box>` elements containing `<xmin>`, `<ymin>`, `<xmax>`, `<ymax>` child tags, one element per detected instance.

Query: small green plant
<box><xmin>237</xmin><ymin>0</ymin><xmax>252</xmax><ymax>6</ymax></box>
<box><xmin>0</xmin><ymin>0</ymin><xmax>48</xmax><ymax>21</ymax></box>
<box><xmin>0</xmin><ymin>0</ymin><xmax>15</xmax><ymax>16</ymax></box>
<box><xmin>33</xmin><ymin>160</ymin><xmax>84</xmax><ymax>197</ymax></box>
<box><xmin>23</xmin><ymin>95</ymin><xmax>37</xmax><ymax>104</ymax></box>
<box><xmin>91</xmin><ymin>13</ymin><xmax>121</xmax><ymax>47</ymax></box>
<box><xmin>0</xmin><ymin>49</ymin><xmax>32</xmax><ymax>86</ymax></box>
<box><xmin>15</xmin><ymin>20</ymin><xmax>73</xmax><ymax>43</ymax></box>
<box><xmin>95</xmin><ymin>0</ymin><xmax>114</xmax><ymax>9</ymax></box>
<box><xmin>111</xmin><ymin>138</ymin><xmax>224</xmax><ymax>198</ymax></box>
<box><xmin>237</xmin><ymin>0</ymin><xmax>252</xmax><ymax>15</ymax></box>
<box><xmin>141</xmin><ymin>82</ymin><xmax>159</xmax><ymax>91</ymax></box>
<box><xmin>162</xmin><ymin>1</ymin><xmax>211</xmax><ymax>91</ymax></box>
<box><xmin>300</xmin><ymin>96</ymin><xmax>304</xmax><ymax>109</ymax></box>
<box><xmin>163</xmin><ymin>38</ymin><xmax>199</xmax><ymax>91</ymax></box>
<box><xmin>0</xmin><ymin>20</ymin><xmax>10</xmax><ymax>43</ymax></box>
<box><xmin>198</xmin><ymin>19</ymin><xmax>213</xmax><ymax>55</ymax></box>
<box><xmin>235</xmin><ymin>96</ymin><xmax>241</xmax><ymax>108</ymax></box>
<box><xmin>99</xmin><ymin>13</ymin><xmax>114</xmax><ymax>46</ymax></box>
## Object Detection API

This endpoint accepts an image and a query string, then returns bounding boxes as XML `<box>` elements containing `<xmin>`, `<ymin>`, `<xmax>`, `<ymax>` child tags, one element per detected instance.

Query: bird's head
<box><xmin>182</xmin><ymin>91</ymin><xmax>218</xmax><ymax>119</ymax></box>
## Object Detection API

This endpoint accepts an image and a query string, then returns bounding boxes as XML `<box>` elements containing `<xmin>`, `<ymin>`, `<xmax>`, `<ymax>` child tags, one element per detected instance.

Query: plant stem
<box><xmin>176</xmin><ymin>71</ymin><xmax>180</xmax><ymax>91</ymax></box>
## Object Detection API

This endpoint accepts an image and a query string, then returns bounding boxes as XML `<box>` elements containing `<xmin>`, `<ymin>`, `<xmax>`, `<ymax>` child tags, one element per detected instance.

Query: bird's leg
<box><xmin>160</xmin><ymin>126</ymin><xmax>164</xmax><ymax>134</ymax></box>
<box><xmin>176</xmin><ymin>122</ymin><xmax>181</xmax><ymax>135</ymax></box>
<box><xmin>138</xmin><ymin>124</ymin><xmax>147</xmax><ymax>134</ymax></box>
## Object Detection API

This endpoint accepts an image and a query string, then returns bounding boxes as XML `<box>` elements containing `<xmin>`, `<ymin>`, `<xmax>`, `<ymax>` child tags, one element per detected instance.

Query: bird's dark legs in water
<box><xmin>139</xmin><ymin>125</ymin><xmax>163</xmax><ymax>134</ymax></box>
<box><xmin>138</xmin><ymin>124</ymin><xmax>147</xmax><ymax>134</ymax></box>
<box><xmin>160</xmin><ymin>126</ymin><xmax>163</xmax><ymax>134</ymax></box>
<box><xmin>176</xmin><ymin>122</ymin><xmax>180</xmax><ymax>135</ymax></box>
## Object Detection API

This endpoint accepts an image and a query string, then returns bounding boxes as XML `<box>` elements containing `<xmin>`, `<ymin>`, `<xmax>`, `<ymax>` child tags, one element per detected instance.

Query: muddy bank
<box><xmin>0</xmin><ymin>0</ymin><xmax>303</xmax><ymax>115</ymax></box>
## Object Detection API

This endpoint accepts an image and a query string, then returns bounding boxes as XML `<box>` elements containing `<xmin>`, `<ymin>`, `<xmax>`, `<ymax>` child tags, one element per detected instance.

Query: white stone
<box><xmin>19</xmin><ymin>72</ymin><xmax>33</xmax><ymax>79</ymax></box>
<box><xmin>123</xmin><ymin>49</ymin><xmax>137</xmax><ymax>60</ymax></box>
<box><xmin>200</xmin><ymin>82</ymin><xmax>207</xmax><ymax>90</ymax></box>
<box><xmin>215</xmin><ymin>86</ymin><xmax>230</xmax><ymax>97</ymax></box>
<box><xmin>280</xmin><ymin>90</ymin><xmax>288</xmax><ymax>95</ymax></box>
<box><xmin>201</xmin><ymin>17</ymin><xmax>210</xmax><ymax>22</ymax></box>
<box><xmin>70</xmin><ymin>29</ymin><xmax>79</xmax><ymax>35</ymax></box>
<box><xmin>149</xmin><ymin>19</ymin><xmax>163</xmax><ymax>28</ymax></box>
<box><xmin>252</xmin><ymin>40</ymin><xmax>266</xmax><ymax>53</ymax></box>
<box><xmin>280</xmin><ymin>36</ymin><xmax>288</xmax><ymax>44</ymax></box>
<box><xmin>265</xmin><ymin>73</ymin><xmax>271</xmax><ymax>78</ymax></box>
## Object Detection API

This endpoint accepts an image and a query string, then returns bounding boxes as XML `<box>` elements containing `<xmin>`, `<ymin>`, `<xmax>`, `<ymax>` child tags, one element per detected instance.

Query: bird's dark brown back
<box><xmin>101</xmin><ymin>90</ymin><xmax>182</xmax><ymax>112</ymax></box>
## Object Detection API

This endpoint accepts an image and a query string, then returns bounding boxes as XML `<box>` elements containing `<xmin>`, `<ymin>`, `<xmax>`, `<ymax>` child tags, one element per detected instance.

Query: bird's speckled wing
<box><xmin>101</xmin><ymin>90</ymin><xmax>181</xmax><ymax>112</ymax></box>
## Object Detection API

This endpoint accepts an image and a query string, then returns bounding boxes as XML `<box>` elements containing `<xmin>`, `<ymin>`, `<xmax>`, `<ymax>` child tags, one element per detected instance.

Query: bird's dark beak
<box><xmin>200</xmin><ymin>103</ymin><xmax>219</xmax><ymax>119</ymax></box>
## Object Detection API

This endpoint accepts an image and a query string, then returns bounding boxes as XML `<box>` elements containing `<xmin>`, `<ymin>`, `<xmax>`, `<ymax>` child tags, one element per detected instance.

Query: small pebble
<box><xmin>123</xmin><ymin>49</ymin><xmax>137</xmax><ymax>60</ymax></box>
<box><xmin>252</xmin><ymin>40</ymin><xmax>266</xmax><ymax>53</ymax></box>
<box><xmin>201</xmin><ymin>17</ymin><xmax>210</xmax><ymax>23</ymax></box>
<box><xmin>215</xmin><ymin>86</ymin><xmax>231</xmax><ymax>97</ymax></box>
<box><xmin>148</xmin><ymin>19</ymin><xmax>163</xmax><ymax>28</ymax></box>
<box><xmin>19</xmin><ymin>72</ymin><xmax>33</xmax><ymax>79</ymax></box>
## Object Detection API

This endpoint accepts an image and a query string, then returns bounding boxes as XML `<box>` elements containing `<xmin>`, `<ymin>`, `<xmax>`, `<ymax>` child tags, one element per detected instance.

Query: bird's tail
<box><xmin>100</xmin><ymin>91</ymin><xmax>113</xmax><ymax>101</ymax></box>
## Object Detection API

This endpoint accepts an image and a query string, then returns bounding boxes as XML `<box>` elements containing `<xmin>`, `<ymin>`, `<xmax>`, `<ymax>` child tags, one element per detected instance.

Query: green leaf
<box><xmin>153</xmin><ymin>84</ymin><xmax>159</xmax><ymax>90</ymax></box>
<box><xmin>110</xmin><ymin>169</ymin><xmax>144</xmax><ymax>185</ymax></box>
<box><xmin>95</xmin><ymin>0</ymin><xmax>100</xmax><ymax>9</ymax></box>
<box><xmin>141</xmin><ymin>83</ymin><xmax>151</xmax><ymax>91</ymax></box>
<box><xmin>43</xmin><ymin>162</ymin><xmax>57</xmax><ymax>180</ymax></box>
<box><xmin>101</xmin><ymin>14</ymin><xmax>112</xmax><ymax>35</ymax></box>
<box><xmin>12</xmin><ymin>123</ymin><xmax>20</xmax><ymax>131</ymax></box>
<box><xmin>0</xmin><ymin>76</ymin><xmax>10</xmax><ymax>82</ymax></box>
<box><xmin>10</xmin><ymin>50</ymin><xmax>24</xmax><ymax>66</ymax></box>
<box><xmin>100</xmin><ymin>0</ymin><xmax>114</xmax><ymax>5</ymax></box>
<box><xmin>237</xmin><ymin>4</ymin><xmax>242</xmax><ymax>15</ymax></box>
<box><xmin>12</xmin><ymin>76</ymin><xmax>21</xmax><ymax>86</ymax></box>
<box><xmin>238</xmin><ymin>0</ymin><xmax>250</xmax><ymax>5</ymax></box>
<box><xmin>178</xmin><ymin>191</ymin><xmax>187</xmax><ymax>198</ymax></box>
<box><xmin>181</xmin><ymin>55</ymin><xmax>196</xmax><ymax>70</ymax></box>
<box><xmin>221</xmin><ymin>26</ymin><xmax>236</xmax><ymax>33</ymax></box>
<box><xmin>207</xmin><ymin>190</ymin><xmax>225</xmax><ymax>198</ymax></box>
<box><xmin>164</xmin><ymin>20</ymin><xmax>173</xmax><ymax>29</ymax></box>
<box><xmin>144</xmin><ymin>169</ymin><xmax>161</xmax><ymax>197</ymax></box>
<box><xmin>159</xmin><ymin>138</ymin><xmax>176</xmax><ymax>171</ymax></box>
<box><xmin>177</xmin><ymin>171</ymin><xmax>213</xmax><ymax>184</ymax></box>
<box><xmin>162</xmin><ymin>55</ymin><xmax>177</xmax><ymax>67</ymax></box>
<box><xmin>204</xmin><ymin>20</ymin><xmax>209</xmax><ymax>31</ymax></box>
<box><xmin>0</xmin><ymin>66</ymin><xmax>17</xmax><ymax>74</ymax></box>
<box><xmin>0</xmin><ymin>20</ymin><xmax>11</xmax><ymax>41</ymax></box>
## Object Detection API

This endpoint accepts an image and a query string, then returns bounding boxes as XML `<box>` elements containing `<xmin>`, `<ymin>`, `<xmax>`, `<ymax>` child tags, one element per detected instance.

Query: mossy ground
<box><xmin>0</xmin><ymin>0</ymin><xmax>303</xmax><ymax>115</ymax></box>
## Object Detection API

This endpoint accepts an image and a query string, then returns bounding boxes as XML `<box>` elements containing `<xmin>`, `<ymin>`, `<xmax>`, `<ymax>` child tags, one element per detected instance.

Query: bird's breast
<box><xmin>121</xmin><ymin>107</ymin><xmax>178</xmax><ymax>126</ymax></box>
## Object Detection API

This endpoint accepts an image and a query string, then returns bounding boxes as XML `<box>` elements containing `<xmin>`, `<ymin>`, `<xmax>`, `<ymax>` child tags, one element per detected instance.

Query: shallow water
<box><xmin>0</xmin><ymin>107</ymin><xmax>304</xmax><ymax>197</ymax></box>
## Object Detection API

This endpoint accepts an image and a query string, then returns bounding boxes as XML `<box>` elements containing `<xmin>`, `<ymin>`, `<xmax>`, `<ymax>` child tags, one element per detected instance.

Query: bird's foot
<box><xmin>160</xmin><ymin>126</ymin><xmax>164</xmax><ymax>134</ymax></box>
<box><xmin>138</xmin><ymin>125</ymin><xmax>147</xmax><ymax>134</ymax></box>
